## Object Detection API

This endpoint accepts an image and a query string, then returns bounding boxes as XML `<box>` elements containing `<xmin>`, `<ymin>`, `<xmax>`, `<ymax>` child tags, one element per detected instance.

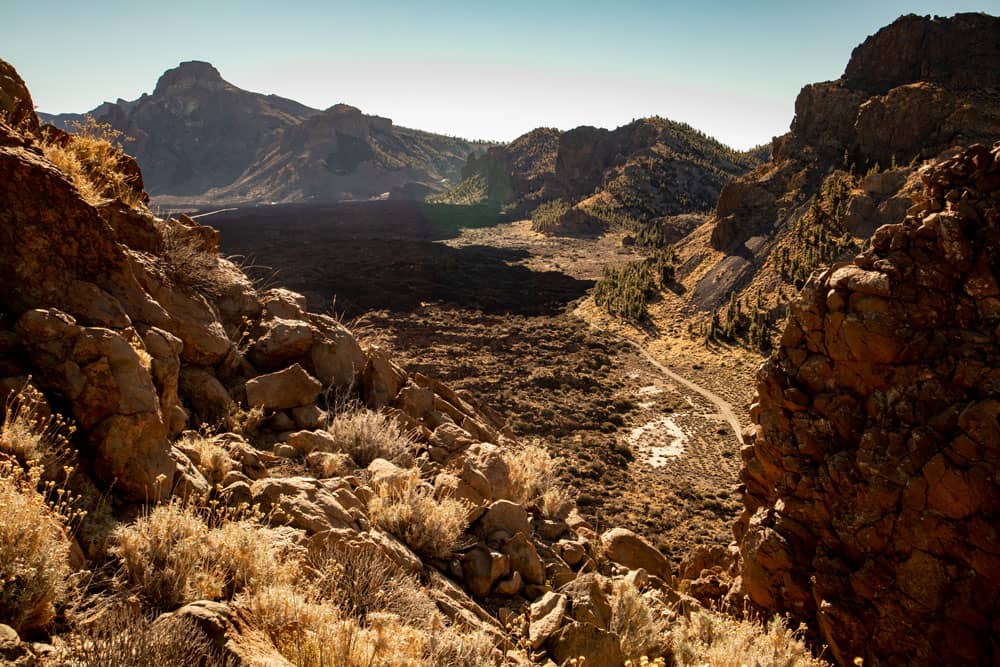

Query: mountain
<box><xmin>434</xmin><ymin>116</ymin><xmax>764</xmax><ymax>237</ymax></box>
<box><xmin>664</xmin><ymin>13</ymin><xmax>1000</xmax><ymax>346</ymax></box>
<box><xmin>38</xmin><ymin>61</ymin><xmax>493</xmax><ymax>206</ymax></box>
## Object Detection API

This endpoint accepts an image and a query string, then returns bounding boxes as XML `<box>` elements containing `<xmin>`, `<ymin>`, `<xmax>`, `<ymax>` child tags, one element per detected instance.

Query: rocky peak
<box><xmin>843</xmin><ymin>13</ymin><xmax>1000</xmax><ymax>94</ymax></box>
<box><xmin>152</xmin><ymin>60</ymin><xmax>229</xmax><ymax>96</ymax></box>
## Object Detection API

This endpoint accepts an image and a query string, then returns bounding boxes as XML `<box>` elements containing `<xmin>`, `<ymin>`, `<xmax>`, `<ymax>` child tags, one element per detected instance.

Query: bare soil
<box><xmin>211</xmin><ymin>201</ymin><xmax>756</xmax><ymax>561</ymax></box>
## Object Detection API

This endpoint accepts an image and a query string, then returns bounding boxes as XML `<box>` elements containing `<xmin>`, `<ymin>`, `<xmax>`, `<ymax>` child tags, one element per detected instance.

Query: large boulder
<box><xmin>738</xmin><ymin>143</ymin><xmax>1000</xmax><ymax>666</ymax></box>
<box><xmin>600</xmin><ymin>527</ymin><xmax>673</xmax><ymax>585</ymax></box>
<box><xmin>250</xmin><ymin>477</ymin><xmax>358</xmax><ymax>534</ymax></box>
<box><xmin>546</xmin><ymin>622</ymin><xmax>625</xmax><ymax>667</ymax></box>
<box><xmin>245</xmin><ymin>364</ymin><xmax>322</xmax><ymax>410</ymax></box>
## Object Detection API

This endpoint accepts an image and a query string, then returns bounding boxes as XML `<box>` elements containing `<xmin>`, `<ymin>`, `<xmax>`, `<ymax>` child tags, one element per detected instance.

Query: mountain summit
<box><xmin>40</xmin><ymin>62</ymin><xmax>492</xmax><ymax>205</ymax></box>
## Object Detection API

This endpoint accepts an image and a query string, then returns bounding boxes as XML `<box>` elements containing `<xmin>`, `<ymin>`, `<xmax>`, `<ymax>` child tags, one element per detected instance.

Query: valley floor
<box><xmin>212</xmin><ymin>202</ymin><xmax>759</xmax><ymax>561</ymax></box>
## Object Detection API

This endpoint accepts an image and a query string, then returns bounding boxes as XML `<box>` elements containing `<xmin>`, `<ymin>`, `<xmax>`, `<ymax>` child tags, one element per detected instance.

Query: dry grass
<box><xmin>326</xmin><ymin>409</ymin><xmax>416</xmax><ymax>467</ymax></box>
<box><xmin>40</xmin><ymin>116</ymin><xmax>146</xmax><ymax>208</ymax></box>
<box><xmin>368</xmin><ymin>467</ymin><xmax>469</xmax><ymax>560</ymax></box>
<box><xmin>670</xmin><ymin>609</ymin><xmax>830</xmax><ymax>667</ymax></box>
<box><xmin>61</xmin><ymin>603</ymin><xmax>228</xmax><ymax>666</ymax></box>
<box><xmin>0</xmin><ymin>468</ymin><xmax>72</xmax><ymax>634</ymax></box>
<box><xmin>503</xmin><ymin>443</ymin><xmax>574</xmax><ymax>519</ymax></box>
<box><xmin>176</xmin><ymin>433</ymin><xmax>234</xmax><ymax>487</ymax></box>
<box><xmin>110</xmin><ymin>502</ymin><xmax>297</xmax><ymax>611</ymax></box>
<box><xmin>245</xmin><ymin>585</ymin><xmax>498</xmax><ymax>667</ymax></box>
<box><xmin>611</xmin><ymin>580</ymin><xmax>667</xmax><ymax>661</ymax></box>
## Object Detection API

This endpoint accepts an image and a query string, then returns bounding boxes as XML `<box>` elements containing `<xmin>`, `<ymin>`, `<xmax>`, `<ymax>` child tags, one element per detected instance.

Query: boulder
<box><xmin>600</xmin><ymin>527</ymin><xmax>673</xmax><ymax>584</ymax></box>
<box><xmin>157</xmin><ymin>601</ymin><xmax>292</xmax><ymax>667</ymax></box>
<box><xmin>528</xmin><ymin>591</ymin><xmax>568</xmax><ymax>649</ymax></box>
<box><xmin>502</xmin><ymin>532</ymin><xmax>545</xmax><ymax>585</ymax></box>
<box><xmin>477</xmin><ymin>500</ymin><xmax>530</xmax><ymax>541</ymax></box>
<box><xmin>546</xmin><ymin>622</ymin><xmax>625</xmax><ymax>667</ymax></box>
<box><xmin>178</xmin><ymin>367</ymin><xmax>233</xmax><ymax>425</ymax></box>
<box><xmin>245</xmin><ymin>364</ymin><xmax>322</xmax><ymax>410</ymax></box>
<box><xmin>249</xmin><ymin>317</ymin><xmax>314</xmax><ymax>370</ymax></box>
<box><xmin>461</xmin><ymin>545</ymin><xmax>510</xmax><ymax>598</ymax></box>
<box><xmin>286</xmin><ymin>429</ymin><xmax>337</xmax><ymax>456</ymax></box>
<box><xmin>559</xmin><ymin>573</ymin><xmax>613</xmax><ymax>630</ymax></box>
<box><xmin>250</xmin><ymin>477</ymin><xmax>358</xmax><ymax>534</ymax></box>
<box><xmin>361</xmin><ymin>346</ymin><xmax>406</xmax><ymax>408</ymax></box>
<box><xmin>308</xmin><ymin>315</ymin><xmax>366</xmax><ymax>388</ymax></box>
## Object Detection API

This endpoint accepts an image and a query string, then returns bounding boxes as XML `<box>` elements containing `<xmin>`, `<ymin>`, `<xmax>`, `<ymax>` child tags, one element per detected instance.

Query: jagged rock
<box><xmin>141</xmin><ymin>327</ymin><xmax>183</xmax><ymax>430</ymax></box>
<box><xmin>394</xmin><ymin>384</ymin><xmax>435</xmax><ymax>420</ymax></box>
<box><xmin>308</xmin><ymin>527</ymin><xmax>422</xmax><ymax>575</ymax></box>
<box><xmin>15</xmin><ymin>309</ymin><xmax>174</xmax><ymax>500</ymax></box>
<box><xmin>600</xmin><ymin>527</ymin><xmax>673</xmax><ymax>585</ymax></box>
<box><xmin>286</xmin><ymin>429</ymin><xmax>337</xmax><ymax>456</ymax></box>
<box><xmin>559</xmin><ymin>572</ymin><xmax>613</xmax><ymax>630</ymax></box>
<box><xmin>245</xmin><ymin>363</ymin><xmax>322</xmax><ymax>410</ymax></box>
<box><xmin>528</xmin><ymin>591</ymin><xmax>568</xmax><ymax>650</ymax></box>
<box><xmin>361</xmin><ymin>346</ymin><xmax>406</xmax><ymax>408</ymax></box>
<box><xmin>291</xmin><ymin>404</ymin><xmax>326</xmax><ymax>429</ymax></box>
<box><xmin>433</xmin><ymin>472</ymin><xmax>488</xmax><ymax>521</ymax></box>
<box><xmin>308</xmin><ymin>315</ymin><xmax>366</xmax><ymax>388</ymax></box>
<box><xmin>478</xmin><ymin>500</ymin><xmax>530</xmax><ymax>541</ymax></box>
<box><xmin>0</xmin><ymin>623</ymin><xmax>35</xmax><ymax>666</ymax></box>
<box><xmin>494</xmin><ymin>571</ymin><xmax>522</xmax><ymax>596</ymax></box>
<box><xmin>556</xmin><ymin>539</ymin><xmax>587</xmax><ymax>568</ymax></box>
<box><xmin>251</xmin><ymin>477</ymin><xmax>358</xmax><ymax>534</ymax></box>
<box><xmin>546</xmin><ymin>622</ymin><xmax>624</xmax><ymax>667</ymax></box>
<box><xmin>260</xmin><ymin>289</ymin><xmax>307</xmax><ymax>320</ymax></box>
<box><xmin>461</xmin><ymin>545</ymin><xmax>510</xmax><ymax>598</ymax></box>
<box><xmin>178</xmin><ymin>367</ymin><xmax>233</xmax><ymax>425</ymax></box>
<box><xmin>0</xmin><ymin>61</ymin><xmax>39</xmax><ymax>135</ymax></box>
<box><xmin>502</xmin><ymin>532</ymin><xmax>545</xmax><ymax>585</ymax></box>
<box><xmin>738</xmin><ymin>143</ymin><xmax>1000</xmax><ymax>666</ymax></box>
<box><xmin>367</xmin><ymin>458</ymin><xmax>409</xmax><ymax>494</ymax></box>
<box><xmin>249</xmin><ymin>317</ymin><xmax>314</xmax><ymax>370</ymax></box>
<box><xmin>425</xmin><ymin>570</ymin><xmax>504</xmax><ymax>642</ymax></box>
<box><xmin>157</xmin><ymin>601</ymin><xmax>291</xmax><ymax>666</ymax></box>
<box><xmin>465</xmin><ymin>443</ymin><xmax>514</xmax><ymax>501</ymax></box>
<box><xmin>429</xmin><ymin>422</ymin><xmax>477</xmax><ymax>453</ymax></box>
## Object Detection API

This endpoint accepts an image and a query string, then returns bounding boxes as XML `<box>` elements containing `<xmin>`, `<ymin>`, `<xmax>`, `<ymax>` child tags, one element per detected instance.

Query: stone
<box><xmin>245</xmin><ymin>363</ymin><xmax>322</xmax><ymax>410</ymax></box>
<box><xmin>478</xmin><ymin>500</ymin><xmax>530</xmax><ymax>541</ymax></box>
<box><xmin>361</xmin><ymin>346</ymin><xmax>406</xmax><ymax>408</ymax></box>
<box><xmin>494</xmin><ymin>571</ymin><xmax>522</xmax><ymax>596</ymax></box>
<box><xmin>178</xmin><ymin>367</ymin><xmax>233</xmax><ymax>425</ymax></box>
<box><xmin>600</xmin><ymin>527</ymin><xmax>673</xmax><ymax>584</ymax></box>
<box><xmin>158</xmin><ymin>600</ymin><xmax>292</xmax><ymax>666</ymax></box>
<box><xmin>559</xmin><ymin>572</ymin><xmax>613</xmax><ymax>630</ymax></box>
<box><xmin>292</xmin><ymin>404</ymin><xmax>327</xmax><ymax>429</ymax></box>
<box><xmin>462</xmin><ymin>545</ymin><xmax>510</xmax><ymax>598</ymax></box>
<box><xmin>287</xmin><ymin>429</ymin><xmax>337</xmax><ymax>456</ymax></box>
<box><xmin>528</xmin><ymin>591</ymin><xmax>568</xmax><ymax>649</ymax></box>
<box><xmin>546</xmin><ymin>622</ymin><xmax>625</xmax><ymax>667</ymax></box>
<box><xmin>249</xmin><ymin>317</ymin><xmax>314</xmax><ymax>370</ymax></box>
<box><xmin>250</xmin><ymin>477</ymin><xmax>358</xmax><ymax>534</ymax></box>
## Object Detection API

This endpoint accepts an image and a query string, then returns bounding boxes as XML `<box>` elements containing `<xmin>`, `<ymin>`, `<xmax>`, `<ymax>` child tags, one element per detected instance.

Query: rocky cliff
<box><xmin>671</xmin><ymin>13</ymin><xmax>1000</xmax><ymax>327</ymax></box>
<box><xmin>38</xmin><ymin>61</ymin><xmax>492</xmax><ymax>206</ymax></box>
<box><xmin>738</xmin><ymin>142</ymin><xmax>1000</xmax><ymax>665</ymax></box>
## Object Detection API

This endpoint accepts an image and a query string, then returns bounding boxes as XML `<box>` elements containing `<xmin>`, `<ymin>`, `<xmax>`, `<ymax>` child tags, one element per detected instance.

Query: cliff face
<box><xmin>738</xmin><ymin>142</ymin><xmax>1000</xmax><ymax>666</ymax></box>
<box><xmin>38</xmin><ymin>61</ymin><xmax>490</xmax><ymax>205</ymax></box>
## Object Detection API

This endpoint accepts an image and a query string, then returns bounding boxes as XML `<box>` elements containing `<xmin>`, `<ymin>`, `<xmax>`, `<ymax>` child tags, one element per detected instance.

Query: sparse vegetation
<box><xmin>40</xmin><ymin>116</ymin><xmax>146</xmax><ymax>208</ymax></box>
<box><xmin>367</xmin><ymin>467</ymin><xmax>469</xmax><ymax>560</ymax></box>
<box><xmin>611</xmin><ymin>580</ymin><xmax>667</xmax><ymax>661</ymax></box>
<box><xmin>593</xmin><ymin>248</ymin><xmax>677</xmax><ymax>320</ymax></box>
<box><xmin>670</xmin><ymin>609</ymin><xmax>829</xmax><ymax>667</ymax></box>
<box><xmin>326</xmin><ymin>409</ymin><xmax>416</xmax><ymax>467</ymax></box>
<box><xmin>530</xmin><ymin>198</ymin><xmax>571</xmax><ymax>233</ymax></box>
<box><xmin>503</xmin><ymin>442</ymin><xmax>573</xmax><ymax>519</ymax></box>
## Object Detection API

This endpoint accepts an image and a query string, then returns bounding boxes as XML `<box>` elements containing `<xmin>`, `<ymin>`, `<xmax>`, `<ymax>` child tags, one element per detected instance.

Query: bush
<box><xmin>610</xmin><ymin>580</ymin><xmax>666</xmax><ymax>661</ymax></box>
<box><xmin>176</xmin><ymin>434</ymin><xmax>234</xmax><ymax>487</ymax></box>
<box><xmin>40</xmin><ymin>116</ymin><xmax>145</xmax><ymax>208</ymax></box>
<box><xmin>368</xmin><ymin>468</ymin><xmax>469</xmax><ymax>560</ymax></box>
<box><xmin>503</xmin><ymin>443</ymin><xmax>573</xmax><ymax>519</ymax></box>
<box><xmin>110</xmin><ymin>503</ymin><xmax>295</xmax><ymax>611</ymax></box>
<box><xmin>326</xmin><ymin>409</ymin><xmax>415</xmax><ymax>468</ymax></box>
<box><xmin>670</xmin><ymin>609</ymin><xmax>829</xmax><ymax>667</ymax></box>
<box><xmin>0</xmin><ymin>470</ymin><xmax>72</xmax><ymax>634</ymax></box>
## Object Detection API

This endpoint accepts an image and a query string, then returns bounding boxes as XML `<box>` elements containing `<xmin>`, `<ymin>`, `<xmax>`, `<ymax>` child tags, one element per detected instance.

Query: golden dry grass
<box><xmin>326</xmin><ymin>409</ymin><xmax>416</xmax><ymax>467</ymax></box>
<box><xmin>177</xmin><ymin>433</ymin><xmax>234</xmax><ymax>487</ymax></box>
<box><xmin>611</xmin><ymin>580</ymin><xmax>667</xmax><ymax>661</ymax></box>
<box><xmin>0</xmin><ymin>467</ymin><xmax>72</xmax><ymax>634</ymax></box>
<box><xmin>367</xmin><ymin>467</ymin><xmax>469</xmax><ymax>560</ymax></box>
<box><xmin>40</xmin><ymin>117</ymin><xmax>146</xmax><ymax>208</ymax></box>
<box><xmin>503</xmin><ymin>442</ymin><xmax>574</xmax><ymax>519</ymax></box>
<box><xmin>110</xmin><ymin>502</ymin><xmax>297</xmax><ymax>611</ymax></box>
<box><xmin>670</xmin><ymin>609</ymin><xmax>830</xmax><ymax>667</ymax></box>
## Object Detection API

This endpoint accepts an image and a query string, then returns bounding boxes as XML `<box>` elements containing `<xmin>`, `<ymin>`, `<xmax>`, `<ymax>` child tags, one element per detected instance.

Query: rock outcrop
<box><xmin>738</xmin><ymin>143</ymin><xmax>1000</xmax><ymax>666</ymax></box>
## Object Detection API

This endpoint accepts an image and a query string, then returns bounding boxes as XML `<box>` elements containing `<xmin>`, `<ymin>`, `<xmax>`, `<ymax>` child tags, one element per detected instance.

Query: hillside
<box><xmin>39</xmin><ymin>61</ymin><xmax>493</xmax><ymax>206</ymax></box>
<box><xmin>658</xmin><ymin>12</ymin><xmax>1000</xmax><ymax>349</ymax></box>
<box><xmin>434</xmin><ymin>117</ymin><xmax>763</xmax><ymax>237</ymax></box>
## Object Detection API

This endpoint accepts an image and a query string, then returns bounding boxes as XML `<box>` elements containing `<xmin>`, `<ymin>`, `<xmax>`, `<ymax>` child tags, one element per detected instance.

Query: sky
<box><xmin>6</xmin><ymin>1</ymin><xmax>998</xmax><ymax>149</ymax></box>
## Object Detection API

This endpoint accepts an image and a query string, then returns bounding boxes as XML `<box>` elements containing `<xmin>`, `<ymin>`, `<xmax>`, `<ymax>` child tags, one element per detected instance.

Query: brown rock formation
<box><xmin>737</xmin><ymin>143</ymin><xmax>1000</xmax><ymax>665</ymax></box>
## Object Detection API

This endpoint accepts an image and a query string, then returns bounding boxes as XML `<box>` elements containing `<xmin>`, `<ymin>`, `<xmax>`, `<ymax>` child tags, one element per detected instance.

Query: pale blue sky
<box><xmin>6</xmin><ymin>1</ymin><xmax>998</xmax><ymax>148</ymax></box>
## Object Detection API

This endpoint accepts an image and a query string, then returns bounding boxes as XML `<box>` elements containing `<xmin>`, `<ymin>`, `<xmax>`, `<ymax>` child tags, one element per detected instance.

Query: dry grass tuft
<box><xmin>61</xmin><ymin>603</ymin><xmax>227</xmax><ymax>666</ymax></box>
<box><xmin>110</xmin><ymin>502</ymin><xmax>297</xmax><ymax>611</ymax></box>
<box><xmin>41</xmin><ymin>117</ymin><xmax>146</xmax><ymax>208</ymax></box>
<box><xmin>670</xmin><ymin>608</ymin><xmax>830</xmax><ymax>667</ymax></box>
<box><xmin>326</xmin><ymin>409</ymin><xmax>415</xmax><ymax>467</ymax></box>
<box><xmin>611</xmin><ymin>580</ymin><xmax>667</xmax><ymax>661</ymax></box>
<box><xmin>503</xmin><ymin>442</ymin><xmax>573</xmax><ymax>519</ymax></box>
<box><xmin>177</xmin><ymin>433</ymin><xmax>234</xmax><ymax>487</ymax></box>
<box><xmin>368</xmin><ymin>467</ymin><xmax>469</xmax><ymax>560</ymax></box>
<box><xmin>0</xmin><ymin>468</ymin><xmax>72</xmax><ymax>634</ymax></box>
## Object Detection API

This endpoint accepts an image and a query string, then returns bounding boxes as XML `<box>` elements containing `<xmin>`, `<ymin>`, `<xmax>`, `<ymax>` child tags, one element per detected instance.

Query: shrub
<box><xmin>110</xmin><ymin>503</ymin><xmax>295</xmax><ymax>611</ymax></box>
<box><xmin>0</xmin><ymin>469</ymin><xmax>72</xmax><ymax>634</ymax></box>
<box><xmin>177</xmin><ymin>434</ymin><xmax>233</xmax><ymax>487</ymax></box>
<box><xmin>670</xmin><ymin>609</ymin><xmax>829</xmax><ymax>667</ymax></box>
<box><xmin>503</xmin><ymin>443</ymin><xmax>573</xmax><ymax>519</ymax></box>
<box><xmin>61</xmin><ymin>603</ymin><xmax>227</xmax><ymax>666</ymax></box>
<box><xmin>40</xmin><ymin>116</ymin><xmax>145</xmax><ymax>208</ymax></box>
<box><xmin>326</xmin><ymin>409</ymin><xmax>415</xmax><ymax>468</ymax></box>
<box><xmin>610</xmin><ymin>580</ymin><xmax>666</xmax><ymax>661</ymax></box>
<box><xmin>368</xmin><ymin>468</ymin><xmax>469</xmax><ymax>560</ymax></box>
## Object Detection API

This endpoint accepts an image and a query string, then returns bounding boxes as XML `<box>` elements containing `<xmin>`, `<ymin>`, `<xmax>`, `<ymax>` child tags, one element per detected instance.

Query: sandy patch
<box><xmin>627</xmin><ymin>415</ymin><xmax>688</xmax><ymax>468</ymax></box>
